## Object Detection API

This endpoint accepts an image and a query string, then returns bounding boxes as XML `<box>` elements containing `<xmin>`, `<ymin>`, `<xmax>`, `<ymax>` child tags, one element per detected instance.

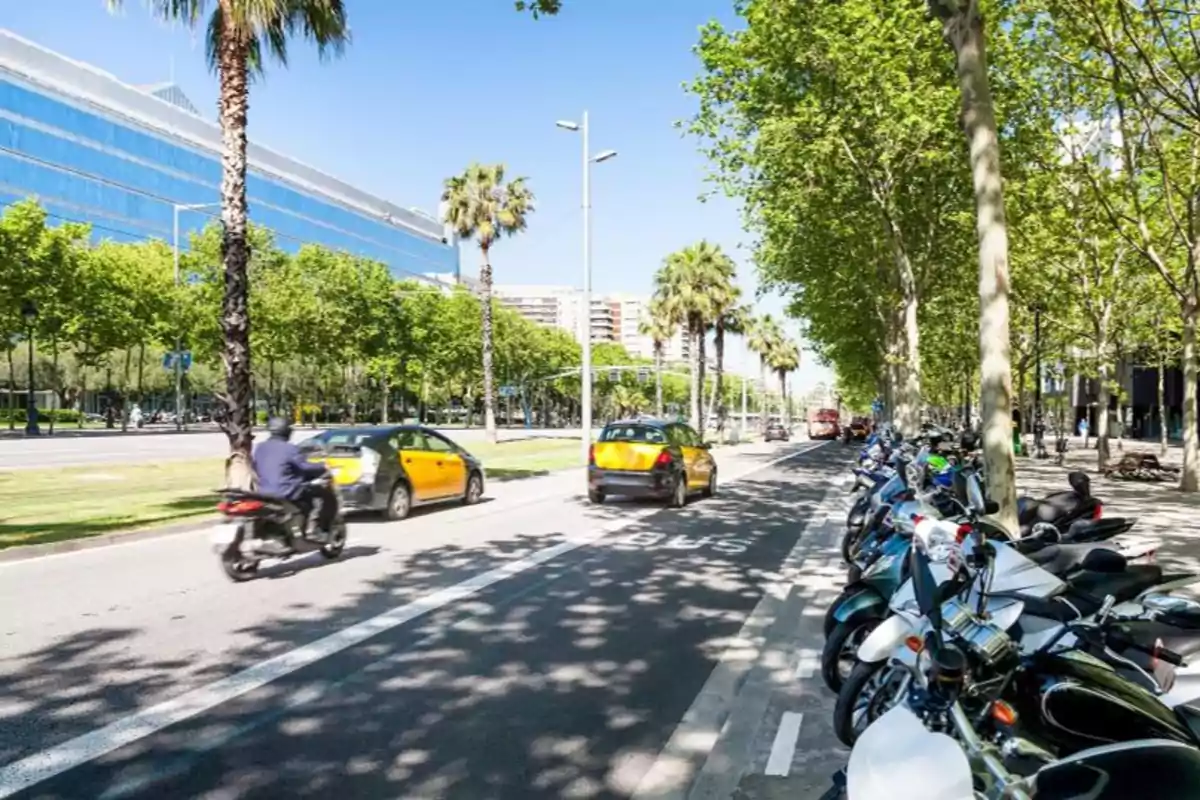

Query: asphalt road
<box><xmin>0</xmin><ymin>427</ymin><xmax>586</xmax><ymax>471</ymax></box>
<box><xmin>0</xmin><ymin>440</ymin><xmax>847</xmax><ymax>800</ymax></box>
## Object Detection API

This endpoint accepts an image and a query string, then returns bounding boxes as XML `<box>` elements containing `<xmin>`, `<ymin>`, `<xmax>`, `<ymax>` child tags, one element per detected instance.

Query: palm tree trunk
<box><xmin>759</xmin><ymin>358</ymin><xmax>768</xmax><ymax>431</ymax></box>
<box><xmin>215</xmin><ymin>29</ymin><xmax>255</xmax><ymax>490</ymax></box>
<box><xmin>696</xmin><ymin>327</ymin><xmax>708</xmax><ymax>430</ymax></box>
<box><xmin>934</xmin><ymin>0</ymin><xmax>1017</xmax><ymax>530</ymax></box>
<box><xmin>777</xmin><ymin>369</ymin><xmax>788</xmax><ymax>427</ymax></box>
<box><xmin>654</xmin><ymin>342</ymin><xmax>664</xmax><ymax>417</ymax></box>
<box><xmin>479</xmin><ymin>246</ymin><xmax>498</xmax><ymax>444</ymax></box>
<box><xmin>713</xmin><ymin>322</ymin><xmax>726</xmax><ymax>433</ymax></box>
<box><xmin>688</xmin><ymin>324</ymin><xmax>702</xmax><ymax>429</ymax></box>
<box><xmin>49</xmin><ymin>335</ymin><xmax>59</xmax><ymax>435</ymax></box>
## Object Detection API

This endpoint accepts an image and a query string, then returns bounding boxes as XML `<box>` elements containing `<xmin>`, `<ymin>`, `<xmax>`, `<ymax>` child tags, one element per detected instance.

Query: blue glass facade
<box><xmin>0</xmin><ymin>60</ymin><xmax>457</xmax><ymax>278</ymax></box>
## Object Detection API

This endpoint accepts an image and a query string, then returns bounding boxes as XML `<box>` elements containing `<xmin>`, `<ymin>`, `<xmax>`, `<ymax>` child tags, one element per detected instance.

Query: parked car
<box><xmin>765</xmin><ymin>422</ymin><xmax>791</xmax><ymax>442</ymax></box>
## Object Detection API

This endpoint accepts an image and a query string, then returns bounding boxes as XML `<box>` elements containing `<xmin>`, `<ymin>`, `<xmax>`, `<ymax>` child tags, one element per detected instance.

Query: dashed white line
<box><xmin>793</xmin><ymin>649</ymin><xmax>821</xmax><ymax>681</ymax></box>
<box><xmin>765</xmin><ymin>711</ymin><xmax>805</xmax><ymax>776</ymax></box>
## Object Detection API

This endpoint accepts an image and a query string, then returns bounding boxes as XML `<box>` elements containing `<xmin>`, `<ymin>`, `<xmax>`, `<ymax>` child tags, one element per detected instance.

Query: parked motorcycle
<box><xmin>210</xmin><ymin>474</ymin><xmax>348</xmax><ymax>581</ymax></box>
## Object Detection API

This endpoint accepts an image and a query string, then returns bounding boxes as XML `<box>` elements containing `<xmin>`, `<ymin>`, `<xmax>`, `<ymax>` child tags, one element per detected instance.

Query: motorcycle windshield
<box><xmin>1035</xmin><ymin>740</ymin><xmax>1200</xmax><ymax>799</ymax></box>
<box><xmin>847</xmin><ymin>705</ymin><xmax>973</xmax><ymax>800</ymax></box>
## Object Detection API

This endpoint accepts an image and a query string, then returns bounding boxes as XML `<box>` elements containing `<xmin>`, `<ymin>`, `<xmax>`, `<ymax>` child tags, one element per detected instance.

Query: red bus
<box><xmin>807</xmin><ymin>408</ymin><xmax>841</xmax><ymax>440</ymax></box>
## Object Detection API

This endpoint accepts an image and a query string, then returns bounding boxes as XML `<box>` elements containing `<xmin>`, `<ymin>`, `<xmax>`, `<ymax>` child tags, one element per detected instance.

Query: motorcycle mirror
<box><xmin>966</xmin><ymin>473</ymin><xmax>987</xmax><ymax>513</ymax></box>
<box><xmin>1081</xmin><ymin>548</ymin><xmax>1127</xmax><ymax>574</ymax></box>
<box><xmin>1068</xmin><ymin>471</ymin><xmax>1092</xmax><ymax>498</ymax></box>
<box><xmin>984</xmin><ymin>500</ymin><xmax>1001</xmax><ymax>514</ymax></box>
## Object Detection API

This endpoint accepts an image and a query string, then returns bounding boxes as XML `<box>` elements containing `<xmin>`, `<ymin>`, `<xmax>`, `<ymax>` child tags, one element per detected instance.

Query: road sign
<box><xmin>499</xmin><ymin>385</ymin><xmax>516</xmax><ymax>398</ymax></box>
<box><xmin>871</xmin><ymin>399</ymin><xmax>884</xmax><ymax>413</ymax></box>
<box><xmin>163</xmin><ymin>351</ymin><xmax>193</xmax><ymax>371</ymax></box>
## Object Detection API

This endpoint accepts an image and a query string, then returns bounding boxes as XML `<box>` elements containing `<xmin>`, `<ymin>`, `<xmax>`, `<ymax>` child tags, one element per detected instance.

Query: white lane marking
<box><xmin>793</xmin><ymin>649</ymin><xmax>821</xmax><ymax>681</ymax></box>
<box><xmin>764</xmin><ymin>712</ymin><xmax>804</xmax><ymax>776</ymax></box>
<box><xmin>0</xmin><ymin>441</ymin><xmax>826</xmax><ymax>798</ymax></box>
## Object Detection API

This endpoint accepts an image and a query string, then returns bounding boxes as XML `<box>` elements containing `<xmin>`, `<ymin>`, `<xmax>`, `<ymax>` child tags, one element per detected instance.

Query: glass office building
<box><xmin>0</xmin><ymin>29</ymin><xmax>459</xmax><ymax>278</ymax></box>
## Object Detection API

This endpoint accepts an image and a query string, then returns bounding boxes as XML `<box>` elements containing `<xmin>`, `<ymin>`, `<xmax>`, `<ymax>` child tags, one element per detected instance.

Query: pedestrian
<box><xmin>1078</xmin><ymin>417</ymin><xmax>1089</xmax><ymax>449</ymax></box>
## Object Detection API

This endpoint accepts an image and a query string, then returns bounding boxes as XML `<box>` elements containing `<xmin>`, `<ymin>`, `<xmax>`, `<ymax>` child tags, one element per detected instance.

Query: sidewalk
<box><xmin>1016</xmin><ymin>437</ymin><xmax>1200</xmax><ymax>575</ymax></box>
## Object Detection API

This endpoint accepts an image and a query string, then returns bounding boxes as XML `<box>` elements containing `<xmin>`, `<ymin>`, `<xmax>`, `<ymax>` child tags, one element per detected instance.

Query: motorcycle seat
<box><xmin>1029</xmin><ymin>544</ymin><xmax>1124</xmax><ymax>576</ymax></box>
<box><xmin>221</xmin><ymin>489</ymin><xmax>300</xmax><ymax>515</ymax></box>
<box><xmin>1063</xmin><ymin>517</ymin><xmax>1134</xmax><ymax>542</ymax></box>
<box><xmin>1070</xmin><ymin>564</ymin><xmax>1166</xmax><ymax>604</ymax></box>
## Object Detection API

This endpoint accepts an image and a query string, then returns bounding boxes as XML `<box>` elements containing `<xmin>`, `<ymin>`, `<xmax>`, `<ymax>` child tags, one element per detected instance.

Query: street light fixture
<box><xmin>21</xmin><ymin>299</ymin><xmax>39</xmax><ymax>436</ymax></box>
<box><xmin>172</xmin><ymin>201</ymin><xmax>220</xmax><ymax>431</ymax></box>
<box><xmin>557</xmin><ymin>111</ymin><xmax>617</xmax><ymax>463</ymax></box>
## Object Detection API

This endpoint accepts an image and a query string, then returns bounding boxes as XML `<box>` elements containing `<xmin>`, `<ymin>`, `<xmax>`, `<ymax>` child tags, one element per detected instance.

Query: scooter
<box><xmin>210</xmin><ymin>474</ymin><xmax>348</xmax><ymax>582</ymax></box>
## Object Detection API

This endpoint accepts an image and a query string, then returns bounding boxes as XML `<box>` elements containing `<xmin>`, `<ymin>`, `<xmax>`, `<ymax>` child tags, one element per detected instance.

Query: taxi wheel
<box><xmin>668</xmin><ymin>472</ymin><xmax>688</xmax><ymax>508</ymax></box>
<box><xmin>588</xmin><ymin>488</ymin><xmax>605</xmax><ymax>504</ymax></box>
<box><xmin>702</xmin><ymin>468</ymin><xmax>717</xmax><ymax>499</ymax></box>
<box><xmin>385</xmin><ymin>482</ymin><xmax>411</xmax><ymax>521</ymax></box>
<box><xmin>463</xmin><ymin>472</ymin><xmax>484</xmax><ymax>505</ymax></box>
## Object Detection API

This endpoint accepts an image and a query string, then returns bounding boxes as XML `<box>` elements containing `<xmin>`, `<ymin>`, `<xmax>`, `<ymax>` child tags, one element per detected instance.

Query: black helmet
<box><xmin>266</xmin><ymin>416</ymin><xmax>293</xmax><ymax>439</ymax></box>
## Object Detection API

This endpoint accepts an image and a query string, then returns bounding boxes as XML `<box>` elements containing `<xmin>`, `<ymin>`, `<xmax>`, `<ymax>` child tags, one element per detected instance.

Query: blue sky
<box><xmin>4</xmin><ymin>0</ymin><xmax>831</xmax><ymax>389</ymax></box>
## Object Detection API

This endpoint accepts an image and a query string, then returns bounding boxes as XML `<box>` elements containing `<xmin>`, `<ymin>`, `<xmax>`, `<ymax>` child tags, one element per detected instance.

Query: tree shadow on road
<box><xmin>0</xmin><ymin>446</ymin><xmax>853</xmax><ymax>800</ymax></box>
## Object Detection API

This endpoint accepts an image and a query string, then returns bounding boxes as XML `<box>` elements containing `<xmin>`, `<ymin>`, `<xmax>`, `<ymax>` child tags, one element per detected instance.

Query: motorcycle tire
<box><xmin>823</xmin><ymin>590</ymin><xmax>854</xmax><ymax>638</ymax></box>
<box><xmin>320</xmin><ymin>521</ymin><xmax>348</xmax><ymax>560</ymax></box>
<box><xmin>220</xmin><ymin>546</ymin><xmax>259</xmax><ymax>583</ymax></box>
<box><xmin>821</xmin><ymin>617</ymin><xmax>881</xmax><ymax>693</ymax></box>
<box><xmin>833</xmin><ymin>660</ymin><xmax>895</xmax><ymax>747</ymax></box>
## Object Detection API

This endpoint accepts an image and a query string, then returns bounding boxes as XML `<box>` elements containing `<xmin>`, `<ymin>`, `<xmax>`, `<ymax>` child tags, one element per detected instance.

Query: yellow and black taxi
<box><xmin>587</xmin><ymin>417</ymin><xmax>717</xmax><ymax>507</ymax></box>
<box><xmin>298</xmin><ymin>426</ymin><xmax>484</xmax><ymax>520</ymax></box>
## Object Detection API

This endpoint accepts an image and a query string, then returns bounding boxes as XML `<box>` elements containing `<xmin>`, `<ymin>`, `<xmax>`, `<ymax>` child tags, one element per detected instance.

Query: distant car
<box><xmin>764</xmin><ymin>423</ymin><xmax>790</xmax><ymax>442</ymax></box>
<box><xmin>848</xmin><ymin>417</ymin><xmax>871</xmax><ymax>441</ymax></box>
<box><xmin>807</xmin><ymin>408</ymin><xmax>842</xmax><ymax>440</ymax></box>
<box><xmin>299</xmin><ymin>426</ymin><xmax>485</xmax><ymax>520</ymax></box>
<box><xmin>588</xmin><ymin>418</ymin><xmax>716</xmax><ymax>507</ymax></box>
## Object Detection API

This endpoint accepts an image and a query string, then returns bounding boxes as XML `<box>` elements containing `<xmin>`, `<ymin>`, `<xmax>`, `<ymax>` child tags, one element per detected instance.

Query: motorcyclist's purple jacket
<box><xmin>252</xmin><ymin>436</ymin><xmax>325</xmax><ymax>499</ymax></box>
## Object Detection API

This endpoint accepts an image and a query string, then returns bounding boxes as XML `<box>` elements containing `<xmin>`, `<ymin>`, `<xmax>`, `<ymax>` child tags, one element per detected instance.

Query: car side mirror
<box><xmin>700</xmin><ymin>442</ymin><xmax>713</xmax><ymax>450</ymax></box>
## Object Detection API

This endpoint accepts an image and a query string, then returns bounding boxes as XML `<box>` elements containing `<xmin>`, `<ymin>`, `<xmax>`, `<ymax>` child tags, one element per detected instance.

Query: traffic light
<box><xmin>637</xmin><ymin>367</ymin><xmax>649</xmax><ymax>383</ymax></box>
<box><xmin>609</xmin><ymin>368</ymin><xmax>620</xmax><ymax>382</ymax></box>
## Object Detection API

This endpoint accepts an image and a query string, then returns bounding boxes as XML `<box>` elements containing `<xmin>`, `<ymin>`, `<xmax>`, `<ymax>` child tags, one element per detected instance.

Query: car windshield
<box><xmin>600</xmin><ymin>425</ymin><xmax>666</xmax><ymax>443</ymax></box>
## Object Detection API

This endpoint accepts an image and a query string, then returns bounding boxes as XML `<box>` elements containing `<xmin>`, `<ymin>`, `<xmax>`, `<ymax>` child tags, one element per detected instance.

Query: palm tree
<box><xmin>106</xmin><ymin>0</ymin><xmax>349</xmax><ymax>487</ymax></box>
<box><xmin>747</xmin><ymin>314</ymin><xmax>783</xmax><ymax>429</ymax></box>
<box><xmin>610</xmin><ymin>384</ymin><xmax>647</xmax><ymax>419</ymax></box>
<box><xmin>638</xmin><ymin>298</ymin><xmax>675</xmax><ymax>417</ymax></box>
<box><xmin>709</xmin><ymin>298</ymin><xmax>750</xmax><ymax>435</ymax></box>
<box><xmin>441</xmin><ymin>163</ymin><xmax>534</xmax><ymax>445</ymax></box>
<box><xmin>654</xmin><ymin>240</ymin><xmax>735</xmax><ymax>431</ymax></box>
<box><xmin>769</xmin><ymin>337</ymin><xmax>801</xmax><ymax>429</ymax></box>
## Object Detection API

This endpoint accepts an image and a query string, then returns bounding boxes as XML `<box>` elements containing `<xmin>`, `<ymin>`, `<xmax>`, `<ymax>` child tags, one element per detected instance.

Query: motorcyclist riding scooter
<box><xmin>253</xmin><ymin>417</ymin><xmax>337</xmax><ymax>550</ymax></box>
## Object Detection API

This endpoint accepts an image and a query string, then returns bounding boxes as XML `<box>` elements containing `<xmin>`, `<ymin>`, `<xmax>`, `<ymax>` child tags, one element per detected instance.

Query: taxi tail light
<box><xmin>956</xmin><ymin>523</ymin><xmax>973</xmax><ymax>543</ymax></box>
<box><xmin>655</xmin><ymin>449</ymin><xmax>673</xmax><ymax>467</ymax></box>
<box><xmin>588</xmin><ymin>444</ymin><xmax>596</xmax><ymax>465</ymax></box>
<box><xmin>217</xmin><ymin>499</ymin><xmax>264</xmax><ymax>515</ymax></box>
<box><xmin>1093</xmin><ymin>503</ymin><xmax>1103</xmax><ymax>520</ymax></box>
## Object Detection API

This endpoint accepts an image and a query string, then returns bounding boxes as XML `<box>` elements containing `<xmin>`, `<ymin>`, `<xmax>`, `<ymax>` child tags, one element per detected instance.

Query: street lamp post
<box><xmin>172</xmin><ymin>202</ymin><xmax>220</xmax><ymax>431</ymax></box>
<box><xmin>21</xmin><ymin>300</ymin><xmax>39</xmax><ymax>436</ymax></box>
<box><xmin>557</xmin><ymin>113</ymin><xmax>617</xmax><ymax>463</ymax></box>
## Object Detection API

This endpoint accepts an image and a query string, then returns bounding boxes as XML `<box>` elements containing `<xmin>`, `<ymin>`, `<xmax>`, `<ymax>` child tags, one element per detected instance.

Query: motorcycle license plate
<box><xmin>211</xmin><ymin>523</ymin><xmax>240</xmax><ymax>549</ymax></box>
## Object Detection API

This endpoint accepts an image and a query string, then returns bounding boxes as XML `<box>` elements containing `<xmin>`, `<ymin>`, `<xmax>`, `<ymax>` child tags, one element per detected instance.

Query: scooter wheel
<box><xmin>320</xmin><ymin>522</ymin><xmax>348</xmax><ymax>559</ymax></box>
<box><xmin>220</xmin><ymin>547</ymin><xmax>259</xmax><ymax>582</ymax></box>
<box><xmin>822</xmin><ymin>617</ymin><xmax>881</xmax><ymax>693</ymax></box>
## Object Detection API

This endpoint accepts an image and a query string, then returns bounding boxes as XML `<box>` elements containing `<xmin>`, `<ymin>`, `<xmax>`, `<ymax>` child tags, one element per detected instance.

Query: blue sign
<box><xmin>499</xmin><ymin>385</ymin><xmax>517</xmax><ymax>398</ymax></box>
<box><xmin>163</xmin><ymin>351</ymin><xmax>194</xmax><ymax>372</ymax></box>
<box><xmin>871</xmin><ymin>399</ymin><xmax>884</xmax><ymax>413</ymax></box>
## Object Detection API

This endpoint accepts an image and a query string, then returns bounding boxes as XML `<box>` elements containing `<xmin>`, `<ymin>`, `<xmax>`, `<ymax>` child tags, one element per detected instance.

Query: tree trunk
<box><xmin>215</xmin><ymin>25</ymin><xmax>255</xmax><ymax>490</ymax></box>
<box><xmin>1097</xmin><ymin>360</ymin><xmax>1111</xmax><ymax>471</ymax></box>
<box><xmin>136</xmin><ymin>342</ymin><xmax>145</xmax><ymax>407</ymax></box>
<box><xmin>1016</xmin><ymin>362</ymin><xmax>1027</xmax><ymax>437</ymax></box>
<box><xmin>120</xmin><ymin>349</ymin><xmax>132</xmax><ymax>432</ymax></box>
<box><xmin>1181</xmin><ymin>293</ymin><xmax>1199</xmax><ymax>492</ymax></box>
<box><xmin>778</xmin><ymin>369</ymin><xmax>788</xmax><ymax>427</ymax></box>
<box><xmin>78</xmin><ymin>371</ymin><xmax>87</xmax><ymax>428</ymax></box>
<box><xmin>381</xmin><ymin>375</ymin><xmax>389</xmax><ymax>424</ymax></box>
<box><xmin>898</xmin><ymin>250</ymin><xmax>922</xmax><ymax>434</ymax></box>
<box><xmin>479</xmin><ymin>245</ymin><xmax>497</xmax><ymax>444</ymax></box>
<box><xmin>6</xmin><ymin>345</ymin><xmax>13</xmax><ymax>431</ymax></box>
<box><xmin>1160</xmin><ymin>349</ymin><xmax>1168</xmax><ymax>456</ymax></box>
<box><xmin>936</xmin><ymin>0</ymin><xmax>1017</xmax><ymax>531</ymax></box>
<box><xmin>49</xmin><ymin>336</ymin><xmax>60</xmax><ymax>436</ymax></box>
<box><xmin>654</xmin><ymin>342</ymin><xmax>664</xmax><ymax>417</ymax></box>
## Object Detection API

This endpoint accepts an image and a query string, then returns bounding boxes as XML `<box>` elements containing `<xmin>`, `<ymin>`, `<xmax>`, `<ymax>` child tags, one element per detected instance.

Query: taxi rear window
<box><xmin>600</xmin><ymin>425</ymin><xmax>666</xmax><ymax>444</ymax></box>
